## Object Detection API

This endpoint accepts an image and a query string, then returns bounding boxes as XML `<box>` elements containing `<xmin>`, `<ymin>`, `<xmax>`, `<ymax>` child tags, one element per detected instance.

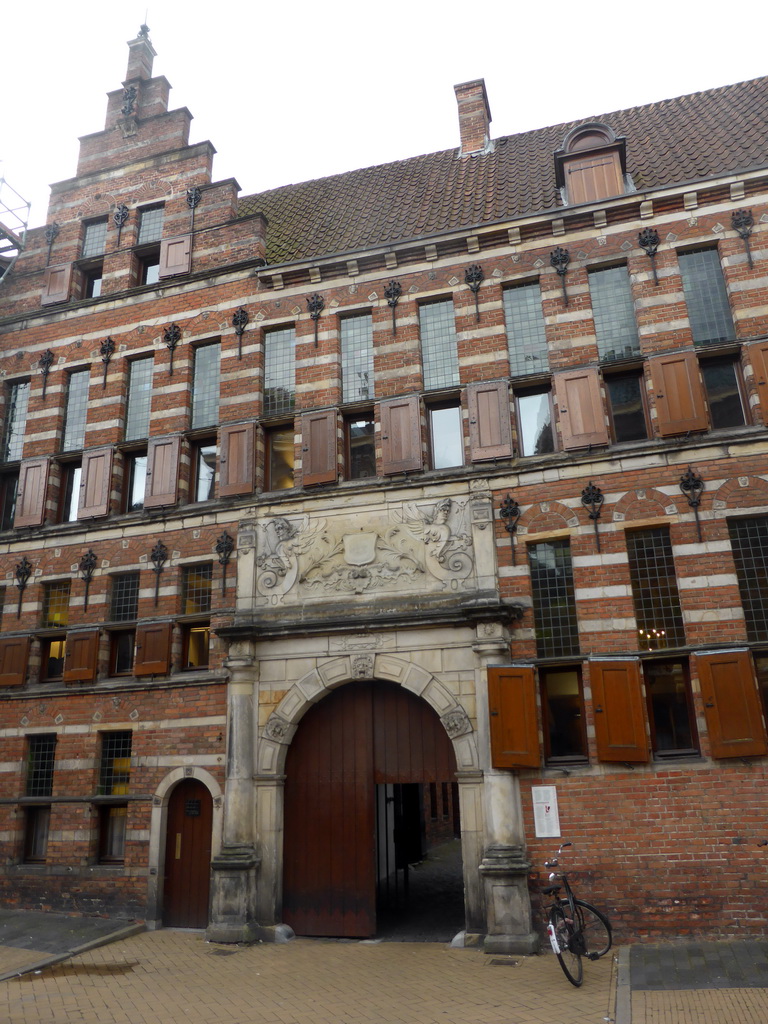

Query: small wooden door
<box><xmin>163</xmin><ymin>779</ymin><xmax>213</xmax><ymax>928</ymax></box>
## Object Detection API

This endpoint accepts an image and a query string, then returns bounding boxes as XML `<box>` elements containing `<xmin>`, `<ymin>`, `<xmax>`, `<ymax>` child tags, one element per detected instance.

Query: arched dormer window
<box><xmin>555</xmin><ymin>123</ymin><xmax>628</xmax><ymax>206</ymax></box>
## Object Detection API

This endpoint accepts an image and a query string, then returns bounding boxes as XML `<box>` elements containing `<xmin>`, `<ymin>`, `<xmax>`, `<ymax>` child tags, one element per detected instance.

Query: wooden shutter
<box><xmin>487</xmin><ymin>666</ymin><xmax>540</xmax><ymax>769</ymax></box>
<box><xmin>301</xmin><ymin>410</ymin><xmax>338</xmax><ymax>486</ymax></box>
<box><xmin>649</xmin><ymin>352</ymin><xmax>708</xmax><ymax>435</ymax></box>
<box><xmin>380</xmin><ymin>396</ymin><xmax>423</xmax><ymax>474</ymax></box>
<box><xmin>42</xmin><ymin>263</ymin><xmax>72</xmax><ymax>305</ymax></box>
<box><xmin>144</xmin><ymin>436</ymin><xmax>181</xmax><ymax>508</ymax></box>
<box><xmin>14</xmin><ymin>458</ymin><xmax>48</xmax><ymax>528</ymax></box>
<box><xmin>467</xmin><ymin>381</ymin><xmax>513</xmax><ymax>461</ymax></box>
<box><xmin>695</xmin><ymin>650</ymin><xmax>768</xmax><ymax>759</ymax></box>
<box><xmin>219</xmin><ymin>422</ymin><xmax>255</xmax><ymax>496</ymax></box>
<box><xmin>748</xmin><ymin>340</ymin><xmax>768</xmax><ymax>426</ymax></box>
<box><xmin>78</xmin><ymin>447</ymin><xmax>113</xmax><ymax>519</ymax></box>
<box><xmin>0</xmin><ymin>636</ymin><xmax>30</xmax><ymax>687</ymax></box>
<box><xmin>554</xmin><ymin>368</ymin><xmax>609</xmax><ymax>448</ymax></box>
<box><xmin>134</xmin><ymin>621</ymin><xmax>172</xmax><ymax>677</ymax></box>
<box><xmin>159</xmin><ymin>235</ymin><xmax>192</xmax><ymax>278</ymax></box>
<box><xmin>63</xmin><ymin>630</ymin><xmax>100</xmax><ymax>683</ymax></box>
<box><xmin>566</xmin><ymin>151</ymin><xmax>623</xmax><ymax>204</ymax></box>
<box><xmin>590</xmin><ymin>659</ymin><xmax>649</xmax><ymax>763</ymax></box>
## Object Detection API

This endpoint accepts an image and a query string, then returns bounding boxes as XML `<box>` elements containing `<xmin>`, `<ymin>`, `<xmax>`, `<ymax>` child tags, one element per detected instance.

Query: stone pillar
<box><xmin>206</xmin><ymin>647</ymin><xmax>260</xmax><ymax>944</ymax></box>
<box><xmin>473</xmin><ymin>623</ymin><xmax>538</xmax><ymax>954</ymax></box>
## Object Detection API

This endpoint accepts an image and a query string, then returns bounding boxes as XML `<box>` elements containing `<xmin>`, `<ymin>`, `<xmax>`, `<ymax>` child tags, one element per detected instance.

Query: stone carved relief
<box><xmin>255</xmin><ymin>498</ymin><xmax>475</xmax><ymax>601</ymax></box>
<box><xmin>264</xmin><ymin>715</ymin><xmax>291</xmax><ymax>742</ymax></box>
<box><xmin>351</xmin><ymin>655</ymin><xmax>374</xmax><ymax>679</ymax></box>
<box><xmin>441</xmin><ymin>709</ymin><xmax>472</xmax><ymax>738</ymax></box>
<box><xmin>329</xmin><ymin>634</ymin><xmax>394</xmax><ymax>652</ymax></box>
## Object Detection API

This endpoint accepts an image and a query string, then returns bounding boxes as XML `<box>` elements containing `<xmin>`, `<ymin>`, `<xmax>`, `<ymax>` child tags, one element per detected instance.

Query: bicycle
<box><xmin>541</xmin><ymin>841</ymin><xmax>612</xmax><ymax>987</ymax></box>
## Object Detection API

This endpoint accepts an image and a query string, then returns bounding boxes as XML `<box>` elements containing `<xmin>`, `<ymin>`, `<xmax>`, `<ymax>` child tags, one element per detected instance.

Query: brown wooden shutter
<box><xmin>380</xmin><ymin>396</ymin><xmax>423</xmax><ymax>474</ymax></box>
<box><xmin>301</xmin><ymin>410</ymin><xmax>338</xmax><ymax>486</ymax></box>
<box><xmin>134</xmin><ymin>621</ymin><xmax>172</xmax><ymax>677</ymax></box>
<box><xmin>566</xmin><ymin>151</ymin><xmax>623</xmax><ymax>204</ymax></box>
<box><xmin>649</xmin><ymin>352</ymin><xmax>708</xmax><ymax>436</ymax></box>
<box><xmin>63</xmin><ymin>630</ymin><xmax>100</xmax><ymax>683</ymax></box>
<box><xmin>78</xmin><ymin>446</ymin><xmax>113</xmax><ymax>519</ymax></box>
<box><xmin>554</xmin><ymin>368</ymin><xmax>609</xmax><ymax>448</ymax></box>
<box><xmin>219</xmin><ymin>422</ymin><xmax>255</xmax><ymax>496</ymax></box>
<box><xmin>42</xmin><ymin>263</ymin><xmax>73</xmax><ymax>305</ymax></box>
<box><xmin>159</xmin><ymin>235</ymin><xmax>192</xmax><ymax>278</ymax></box>
<box><xmin>467</xmin><ymin>381</ymin><xmax>513</xmax><ymax>461</ymax></box>
<box><xmin>14</xmin><ymin>458</ymin><xmax>49</xmax><ymax>528</ymax></box>
<box><xmin>0</xmin><ymin>636</ymin><xmax>30</xmax><ymax>687</ymax></box>
<box><xmin>590</xmin><ymin>659</ymin><xmax>649</xmax><ymax>763</ymax></box>
<box><xmin>695</xmin><ymin>650</ymin><xmax>768</xmax><ymax>759</ymax></box>
<box><xmin>748</xmin><ymin>340</ymin><xmax>768</xmax><ymax>426</ymax></box>
<box><xmin>487</xmin><ymin>666</ymin><xmax>540</xmax><ymax>769</ymax></box>
<box><xmin>145</xmin><ymin>436</ymin><xmax>181</xmax><ymax>508</ymax></box>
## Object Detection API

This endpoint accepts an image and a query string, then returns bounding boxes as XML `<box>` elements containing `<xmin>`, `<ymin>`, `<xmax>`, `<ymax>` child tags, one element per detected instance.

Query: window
<box><xmin>61</xmin><ymin>370</ymin><xmax>90</xmax><ymax>451</ymax></box>
<box><xmin>729</xmin><ymin>517</ymin><xmax>768</xmax><ymax>642</ymax></box>
<box><xmin>605</xmin><ymin>372</ymin><xmax>648</xmax><ymax>442</ymax></box>
<box><xmin>528</xmin><ymin>539</ymin><xmax>580</xmax><ymax>658</ymax></box>
<box><xmin>420</xmin><ymin>300</ymin><xmax>459</xmax><ymax>391</ymax></box>
<box><xmin>123</xmin><ymin>452</ymin><xmax>147</xmax><ymax>511</ymax></box>
<box><xmin>125</xmin><ymin>358</ymin><xmax>153</xmax><ymax>441</ymax></box>
<box><xmin>182</xmin><ymin>564</ymin><xmax>212</xmax><ymax>670</ymax></box>
<box><xmin>191</xmin><ymin>441</ymin><xmax>217</xmax><ymax>502</ymax></box>
<box><xmin>58</xmin><ymin>463</ymin><xmax>82</xmax><ymax>522</ymax></box>
<box><xmin>24</xmin><ymin>737</ymin><xmax>55</xmax><ymax>862</ymax></box>
<box><xmin>515</xmin><ymin>388</ymin><xmax>554</xmax><ymax>457</ymax></box>
<box><xmin>540</xmin><ymin>666</ymin><xmax>587</xmax><ymax>761</ymax></box>
<box><xmin>345</xmin><ymin>416</ymin><xmax>375</xmax><ymax>479</ymax></box>
<box><xmin>139</xmin><ymin>253</ymin><xmax>160</xmax><ymax>285</ymax></box>
<box><xmin>42</xmin><ymin>580</ymin><xmax>70</xmax><ymax>629</ymax></box>
<box><xmin>97</xmin><ymin>731</ymin><xmax>132</xmax><ymax>863</ymax></box>
<box><xmin>341</xmin><ymin>315</ymin><xmax>374</xmax><ymax>403</ymax></box>
<box><xmin>643</xmin><ymin>659</ymin><xmax>698</xmax><ymax>756</ymax></box>
<box><xmin>626</xmin><ymin>528</ymin><xmax>686</xmax><ymax>649</ymax></box>
<box><xmin>503</xmin><ymin>283</ymin><xmax>549</xmax><ymax>377</ymax></box>
<box><xmin>266</xmin><ymin>427</ymin><xmax>294</xmax><ymax>490</ymax></box>
<box><xmin>753</xmin><ymin>655</ymin><xmax>768</xmax><ymax>726</ymax></box>
<box><xmin>41</xmin><ymin>638</ymin><xmax>67</xmax><ymax>682</ymax></box>
<box><xmin>429</xmin><ymin>402</ymin><xmax>463</xmax><ymax>469</ymax></box>
<box><xmin>556</xmin><ymin>125</ymin><xmax>625</xmax><ymax>205</ymax></box>
<box><xmin>83</xmin><ymin>266</ymin><xmax>103</xmax><ymax>298</ymax></box>
<box><xmin>3</xmin><ymin>380</ymin><xmax>30</xmax><ymax>462</ymax></box>
<box><xmin>700</xmin><ymin>356</ymin><xmax>745</xmax><ymax>429</ymax></box>
<box><xmin>589</xmin><ymin>265</ymin><xmax>639</xmax><ymax>362</ymax></box>
<box><xmin>191</xmin><ymin>343</ymin><xmax>221</xmax><ymax>429</ymax></box>
<box><xmin>82</xmin><ymin>219</ymin><xmax>107</xmax><ymax>257</ymax></box>
<box><xmin>0</xmin><ymin>472</ymin><xmax>18</xmax><ymax>529</ymax></box>
<box><xmin>111</xmin><ymin>574</ymin><xmax>139</xmax><ymax>622</ymax></box>
<box><xmin>264</xmin><ymin>327</ymin><xmax>295</xmax><ymax>417</ymax></box>
<box><xmin>137</xmin><ymin>206</ymin><xmax>164</xmax><ymax>244</ymax></box>
<box><xmin>678</xmin><ymin>249</ymin><xmax>735</xmax><ymax>346</ymax></box>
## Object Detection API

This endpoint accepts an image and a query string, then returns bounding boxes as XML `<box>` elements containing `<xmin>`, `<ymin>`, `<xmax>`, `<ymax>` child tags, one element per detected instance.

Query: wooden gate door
<box><xmin>282</xmin><ymin>682</ymin><xmax>457</xmax><ymax>937</ymax></box>
<box><xmin>163</xmin><ymin>779</ymin><xmax>213</xmax><ymax>928</ymax></box>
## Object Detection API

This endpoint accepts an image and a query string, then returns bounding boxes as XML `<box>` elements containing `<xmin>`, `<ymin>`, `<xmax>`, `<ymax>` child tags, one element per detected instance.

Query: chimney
<box><xmin>454</xmin><ymin>79</ymin><xmax>492</xmax><ymax>156</ymax></box>
<box><xmin>125</xmin><ymin>24</ymin><xmax>156</xmax><ymax>82</ymax></box>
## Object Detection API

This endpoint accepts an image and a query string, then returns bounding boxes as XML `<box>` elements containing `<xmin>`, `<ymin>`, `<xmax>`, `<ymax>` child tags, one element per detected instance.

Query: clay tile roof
<box><xmin>238</xmin><ymin>76</ymin><xmax>768</xmax><ymax>266</ymax></box>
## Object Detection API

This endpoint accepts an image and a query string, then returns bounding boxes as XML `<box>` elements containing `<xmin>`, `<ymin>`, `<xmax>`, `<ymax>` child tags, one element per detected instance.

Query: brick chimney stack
<box><xmin>454</xmin><ymin>79</ymin><xmax>492</xmax><ymax>156</ymax></box>
<box><xmin>125</xmin><ymin>24</ymin><xmax>156</xmax><ymax>81</ymax></box>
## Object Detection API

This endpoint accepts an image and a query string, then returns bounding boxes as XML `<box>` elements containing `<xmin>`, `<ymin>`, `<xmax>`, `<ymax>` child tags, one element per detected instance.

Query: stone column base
<box><xmin>206</xmin><ymin>845</ymin><xmax>261</xmax><ymax>945</ymax></box>
<box><xmin>479</xmin><ymin>843</ymin><xmax>539</xmax><ymax>955</ymax></box>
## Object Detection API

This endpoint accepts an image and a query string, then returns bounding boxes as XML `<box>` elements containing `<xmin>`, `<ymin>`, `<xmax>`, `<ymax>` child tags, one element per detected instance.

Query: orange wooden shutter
<box><xmin>145</xmin><ymin>436</ymin><xmax>181</xmax><ymax>508</ymax></box>
<box><xmin>695</xmin><ymin>650</ymin><xmax>768</xmax><ymax>758</ymax></box>
<box><xmin>590</xmin><ymin>660</ymin><xmax>649</xmax><ymax>762</ymax></box>
<box><xmin>78</xmin><ymin>447</ymin><xmax>113</xmax><ymax>518</ymax></box>
<box><xmin>566</xmin><ymin>151</ymin><xmax>623</xmax><ymax>204</ymax></box>
<box><xmin>159</xmin><ymin>235</ymin><xmax>192</xmax><ymax>278</ymax></box>
<box><xmin>380</xmin><ymin>396</ymin><xmax>422</xmax><ymax>474</ymax></box>
<box><xmin>467</xmin><ymin>381</ymin><xmax>513</xmax><ymax>460</ymax></box>
<box><xmin>301</xmin><ymin>410</ymin><xmax>338</xmax><ymax>485</ymax></box>
<box><xmin>42</xmin><ymin>263</ymin><xmax>72</xmax><ymax>305</ymax></box>
<box><xmin>554</xmin><ymin>368</ymin><xmax>609</xmax><ymax>448</ymax></box>
<box><xmin>219</xmin><ymin>422</ymin><xmax>255</xmax><ymax>496</ymax></box>
<box><xmin>487</xmin><ymin>666</ymin><xmax>540</xmax><ymax>769</ymax></box>
<box><xmin>14</xmin><ymin>458</ymin><xmax>49</xmax><ymax>527</ymax></box>
<box><xmin>748</xmin><ymin>340</ymin><xmax>768</xmax><ymax>426</ymax></box>
<box><xmin>649</xmin><ymin>352</ymin><xmax>708</xmax><ymax>436</ymax></box>
<box><xmin>0</xmin><ymin>636</ymin><xmax>30</xmax><ymax>687</ymax></box>
<box><xmin>63</xmin><ymin>630</ymin><xmax>100</xmax><ymax>683</ymax></box>
<box><xmin>134</xmin><ymin>621</ymin><xmax>172</xmax><ymax>677</ymax></box>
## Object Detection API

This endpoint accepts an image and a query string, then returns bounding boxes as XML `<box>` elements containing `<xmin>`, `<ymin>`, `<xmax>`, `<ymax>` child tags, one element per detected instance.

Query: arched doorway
<box><xmin>282</xmin><ymin>681</ymin><xmax>460</xmax><ymax>938</ymax></box>
<box><xmin>162</xmin><ymin>778</ymin><xmax>213</xmax><ymax>928</ymax></box>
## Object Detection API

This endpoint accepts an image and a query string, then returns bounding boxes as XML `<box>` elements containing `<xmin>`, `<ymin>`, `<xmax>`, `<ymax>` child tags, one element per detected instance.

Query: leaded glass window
<box><xmin>529</xmin><ymin>539</ymin><xmax>580</xmax><ymax>657</ymax></box>
<box><xmin>61</xmin><ymin>369</ymin><xmax>90</xmax><ymax>451</ymax></box>
<box><xmin>191</xmin><ymin>343</ymin><xmax>221</xmax><ymax>429</ymax></box>
<box><xmin>626</xmin><ymin>528</ymin><xmax>686</xmax><ymax>649</ymax></box>
<box><xmin>728</xmin><ymin>516</ymin><xmax>768</xmax><ymax>642</ymax></box>
<box><xmin>26</xmin><ymin>735</ymin><xmax>56</xmax><ymax>797</ymax></box>
<box><xmin>110</xmin><ymin>574</ymin><xmax>140</xmax><ymax>622</ymax></box>
<box><xmin>341</xmin><ymin>315</ymin><xmax>374</xmax><ymax>403</ymax></box>
<box><xmin>678</xmin><ymin>249</ymin><xmax>735</xmax><ymax>346</ymax></box>
<box><xmin>264</xmin><ymin>327</ymin><xmax>295</xmax><ymax>417</ymax></box>
<box><xmin>3</xmin><ymin>381</ymin><xmax>30</xmax><ymax>462</ymax></box>
<box><xmin>420</xmin><ymin>301</ymin><xmax>459</xmax><ymax>391</ymax></box>
<box><xmin>82</xmin><ymin>219</ymin><xmax>107</xmax><ymax>258</ymax></box>
<box><xmin>503</xmin><ymin>283</ymin><xmax>549</xmax><ymax>377</ymax></box>
<box><xmin>125</xmin><ymin>358</ymin><xmax>153</xmax><ymax>441</ymax></box>
<box><xmin>137</xmin><ymin>206</ymin><xmax>164</xmax><ymax>244</ymax></box>
<box><xmin>589</xmin><ymin>265</ymin><xmax>640</xmax><ymax>362</ymax></box>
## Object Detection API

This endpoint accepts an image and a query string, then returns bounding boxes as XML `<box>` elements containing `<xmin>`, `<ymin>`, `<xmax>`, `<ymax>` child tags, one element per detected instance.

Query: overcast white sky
<box><xmin>2</xmin><ymin>0</ymin><xmax>766</xmax><ymax>230</ymax></box>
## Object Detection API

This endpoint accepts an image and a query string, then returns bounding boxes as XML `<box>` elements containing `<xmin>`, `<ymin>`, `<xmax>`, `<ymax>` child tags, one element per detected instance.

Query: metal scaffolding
<box><xmin>0</xmin><ymin>175</ymin><xmax>31</xmax><ymax>282</ymax></box>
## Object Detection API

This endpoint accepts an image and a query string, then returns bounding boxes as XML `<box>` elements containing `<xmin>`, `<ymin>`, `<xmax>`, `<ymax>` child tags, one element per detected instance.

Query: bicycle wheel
<box><xmin>548</xmin><ymin>904</ymin><xmax>583</xmax><ymax>986</ymax></box>
<box><xmin>573</xmin><ymin>899</ymin><xmax>612</xmax><ymax>959</ymax></box>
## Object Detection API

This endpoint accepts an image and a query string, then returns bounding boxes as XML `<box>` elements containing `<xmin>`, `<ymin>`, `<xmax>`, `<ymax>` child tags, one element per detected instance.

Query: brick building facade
<box><xmin>1</xmin><ymin>28</ymin><xmax>768</xmax><ymax>948</ymax></box>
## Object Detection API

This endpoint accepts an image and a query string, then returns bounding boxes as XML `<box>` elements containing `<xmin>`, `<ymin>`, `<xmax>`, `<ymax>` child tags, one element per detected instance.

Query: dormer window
<box><xmin>555</xmin><ymin>123</ymin><xmax>628</xmax><ymax>206</ymax></box>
